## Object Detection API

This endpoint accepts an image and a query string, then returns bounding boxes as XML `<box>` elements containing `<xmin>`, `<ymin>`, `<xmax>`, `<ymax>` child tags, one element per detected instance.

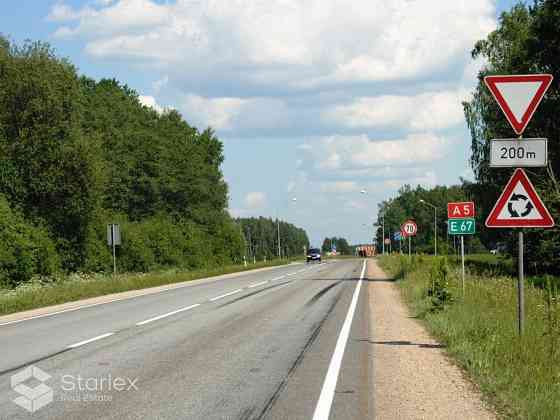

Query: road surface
<box><xmin>0</xmin><ymin>259</ymin><xmax>372</xmax><ymax>420</ymax></box>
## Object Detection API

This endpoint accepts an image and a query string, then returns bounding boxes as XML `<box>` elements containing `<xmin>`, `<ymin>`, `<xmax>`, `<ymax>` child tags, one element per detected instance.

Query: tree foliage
<box><xmin>463</xmin><ymin>0</ymin><xmax>560</xmax><ymax>273</ymax></box>
<box><xmin>0</xmin><ymin>38</ymin><xmax>253</xmax><ymax>285</ymax></box>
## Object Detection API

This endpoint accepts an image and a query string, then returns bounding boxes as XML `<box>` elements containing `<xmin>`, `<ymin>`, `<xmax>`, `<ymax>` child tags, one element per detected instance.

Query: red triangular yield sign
<box><xmin>484</xmin><ymin>74</ymin><xmax>553</xmax><ymax>135</ymax></box>
<box><xmin>486</xmin><ymin>168</ymin><xmax>554</xmax><ymax>228</ymax></box>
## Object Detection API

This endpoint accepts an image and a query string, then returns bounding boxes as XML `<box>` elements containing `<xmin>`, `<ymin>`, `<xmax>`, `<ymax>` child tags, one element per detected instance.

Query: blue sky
<box><xmin>2</xmin><ymin>0</ymin><xmax>524</xmax><ymax>246</ymax></box>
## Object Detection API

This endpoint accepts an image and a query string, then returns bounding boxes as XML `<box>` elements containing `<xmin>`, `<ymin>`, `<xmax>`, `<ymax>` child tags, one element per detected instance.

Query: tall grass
<box><xmin>379</xmin><ymin>255</ymin><xmax>560</xmax><ymax>419</ymax></box>
<box><xmin>0</xmin><ymin>258</ymin><xmax>299</xmax><ymax>316</ymax></box>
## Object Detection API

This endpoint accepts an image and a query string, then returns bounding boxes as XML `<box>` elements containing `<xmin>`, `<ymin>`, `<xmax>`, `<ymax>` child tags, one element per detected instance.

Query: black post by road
<box><xmin>518</xmin><ymin>230</ymin><xmax>525</xmax><ymax>335</ymax></box>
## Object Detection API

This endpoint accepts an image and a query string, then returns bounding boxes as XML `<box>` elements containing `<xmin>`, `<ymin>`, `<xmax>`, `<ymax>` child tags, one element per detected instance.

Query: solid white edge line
<box><xmin>209</xmin><ymin>289</ymin><xmax>243</xmax><ymax>302</ymax></box>
<box><xmin>312</xmin><ymin>259</ymin><xmax>367</xmax><ymax>420</ymax></box>
<box><xmin>135</xmin><ymin>303</ymin><xmax>201</xmax><ymax>326</ymax></box>
<box><xmin>0</xmin><ymin>264</ymin><xmax>303</xmax><ymax>327</ymax></box>
<box><xmin>67</xmin><ymin>332</ymin><xmax>115</xmax><ymax>349</ymax></box>
<box><xmin>248</xmin><ymin>281</ymin><xmax>268</xmax><ymax>289</ymax></box>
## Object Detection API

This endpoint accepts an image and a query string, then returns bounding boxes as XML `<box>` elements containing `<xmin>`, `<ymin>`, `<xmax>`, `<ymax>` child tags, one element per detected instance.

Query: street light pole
<box><xmin>420</xmin><ymin>199</ymin><xmax>438</xmax><ymax>256</ymax></box>
<box><xmin>382</xmin><ymin>216</ymin><xmax>385</xmax><ymax>255</ymax></box>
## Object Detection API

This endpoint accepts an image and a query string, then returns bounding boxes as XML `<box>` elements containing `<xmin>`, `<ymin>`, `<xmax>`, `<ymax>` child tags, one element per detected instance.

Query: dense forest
<box><xmin>237</xmin><ymin>217</ymin><xmax>310</xmax><ymax>260</ymax></box>
<box><xmin>0</xmin><ymin>38</ymin><xmax>308</xmax><ymax>287</ymax></box>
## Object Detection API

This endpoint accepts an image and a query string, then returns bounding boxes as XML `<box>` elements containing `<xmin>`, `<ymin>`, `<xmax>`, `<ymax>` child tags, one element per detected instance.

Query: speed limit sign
<box><xmin>401</xmin><ymin>220</ymin><xmax>418</xmax><ymax>237</ymax></box>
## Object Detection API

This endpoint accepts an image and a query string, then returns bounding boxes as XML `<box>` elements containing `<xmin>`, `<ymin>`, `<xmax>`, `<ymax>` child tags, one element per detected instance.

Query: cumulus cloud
<box><xmin>244</xmin><ymin>192</ymin><xmax>267</xmax><ymax>210</ymax></box>
<box><xmin>138</xmin><ymin>95</ymin><xmax>165</xmax><ymax>113</ymax></box>
<box><xmin>301</xmin><ymin>133</ymin><xmax>449</xmax><ymax>173</ymax></box>
<box><xmin>324</xmin><ymin>89</ymin><xmax>470</xmax><ymax>131</ymax></box>
<box><xmin>181</xmin><ymin>94</ymin><xmax>288</xmax><ymax>132</ymax></box>
<box><xmin>48</xmin><ymin>0</ymin><xmax>495</xmax><ymax>87</ymax></box>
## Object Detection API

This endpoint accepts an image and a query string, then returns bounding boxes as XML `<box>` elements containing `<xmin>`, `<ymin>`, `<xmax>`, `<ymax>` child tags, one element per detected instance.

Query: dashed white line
<box><xmin>248</xmin><ymin>281</ymin><xmax>268</xmax><ymax>289</ymax></box>
<box><xmin>67</xmin><ymin>332</ymin><xmax>115</xmax><ymax>349</ymax></box>
<box><xmin>136</xmin><ymin>303</ymin><xmax>201</xmax><ymax>326</ymax></box>
<box><xmin>312</xmin><ymin>259</ymin><xmax>367</xmax><ymax>420</ymax></box>
<box><xmin>271</xmin><ymin>276</ymin><xmax>285</xmax><ymax>281</ymax></box>
<box><xmin>210</xmin><ymin>289</ymin><xmax>243</xmax><ymax>302</ymax></box>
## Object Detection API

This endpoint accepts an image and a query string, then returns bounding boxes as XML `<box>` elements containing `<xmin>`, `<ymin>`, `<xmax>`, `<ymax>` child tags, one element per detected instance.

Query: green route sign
<box><xmin>448</xmin><ymin>218</ymin><xmax>476</xmax><ymax>235</ymax></box>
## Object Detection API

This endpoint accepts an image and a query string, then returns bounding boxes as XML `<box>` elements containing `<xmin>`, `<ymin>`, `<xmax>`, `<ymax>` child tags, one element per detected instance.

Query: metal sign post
<box><xmin>408</xmin><ymin>236</ymin><xmax>411</xmax><ymax>260</ymax></box>
<box><xmin>518</xmin><ymin>230</ymin><xmax>525</xmax><ymax>335</ymax></box>
<box><xmin>447</xmin><ymin>201</ymin><xmax>476</xmax><ymax>295</ymax></box>
<box><xmin>484</xmin><ymin>73</ymin><xmax>554</xmax><ymax>336</ymax></box>
<box><xmin>107</xmin><ymin>224</ymin><xmax>121</xmax><ymax>275</ymax></box>
<box><xmin>460</xmin><ymin>236</ymin><xmax>465</xmax><ymax>294</ymax></box>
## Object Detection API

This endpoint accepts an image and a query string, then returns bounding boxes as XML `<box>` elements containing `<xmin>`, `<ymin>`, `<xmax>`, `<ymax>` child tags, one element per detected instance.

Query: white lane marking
<box><xmin>0</xmin><ymin>265</ymin><xmax>299</xmax><ymax>327</ymax></box>
<box><xmin>297</xmin><ymin>269</ymin><xmax>306</xmax><ymax>273</ymax></box>
<box><xmin>209</xmin><ymin>289</ymin><xmax>243</xmax><ymax>302</ymax></box>
<box><xmin>312</xmin><ymin>259</ymin><xmax>367</xmax><ymax>420</ymax></box>
<box><xmin>271</xmin><ymin>276</ymin><xmax>285</xmax><ymax>281</ymax></box>
<box><xmin>67</xmin><ymin>332</ymin><xmax>115</xmax><ymax>349</ymax></box>
<box><xmin>136</xmin><ymin>303</ymin><xmax>201</xmax><ymax>326</ymax></box>
<box><xmin>248</xmin><ymin>281</ymin><xmax>268</xmax><ymax>289</ymax></box>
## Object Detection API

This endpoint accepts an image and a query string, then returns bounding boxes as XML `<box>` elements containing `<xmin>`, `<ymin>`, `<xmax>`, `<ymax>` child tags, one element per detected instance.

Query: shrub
<box><xmin>0</xmin><ymin>195</ymin><xmax>60</xmax><ymax>286</ymax></box>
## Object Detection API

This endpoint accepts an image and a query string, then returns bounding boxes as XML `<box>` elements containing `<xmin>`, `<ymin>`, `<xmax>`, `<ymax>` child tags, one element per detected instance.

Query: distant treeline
<box><xmin>237</xmin><ymin>217</ymin><xmax>310</xmax><ymax>260</ymax></box>
<box><xmin>0</xmin><ymin>38</ymin><xmax>308</xmax><ymax>287</ymax></box>
<box><xmin>321</xmin><ymin>237</ymin><xmax>351</xmax><ymax>255</ymax></box>
<box><xmin>376</xmin><ymin>185</ymin><xmax>487</xmax><ymax>255</ymax></box>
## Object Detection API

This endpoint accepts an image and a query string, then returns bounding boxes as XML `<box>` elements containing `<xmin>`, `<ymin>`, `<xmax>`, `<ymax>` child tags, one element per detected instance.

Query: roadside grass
<box><xmin>0</xmin><ymin>259</ymin><xmax>301</xmax><ymax>317</ymax></box>
<box><xmin>378</xmin><ymin>254</ymin><xmax>560</xmax><ymax>419</ymax></box>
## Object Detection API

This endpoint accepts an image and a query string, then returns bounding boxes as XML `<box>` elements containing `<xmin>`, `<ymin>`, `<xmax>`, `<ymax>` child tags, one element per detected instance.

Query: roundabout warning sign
<box><xmin>485</xmin><ymin>168</ymin><xmax>554</xmax><ymax>228</ymax></box>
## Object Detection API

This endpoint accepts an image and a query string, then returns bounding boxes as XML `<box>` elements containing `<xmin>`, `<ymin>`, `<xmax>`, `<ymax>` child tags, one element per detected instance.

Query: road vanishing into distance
<box><xmin>0</xmin><ymin>259</ymin><xmax>372</xmax><ymax>420</ymax></box>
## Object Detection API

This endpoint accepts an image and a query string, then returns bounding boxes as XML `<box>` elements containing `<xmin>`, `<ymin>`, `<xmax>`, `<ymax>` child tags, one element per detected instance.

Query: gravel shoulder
<box><xmin>368</xmin><ymin>258</ymin><xmax>496</xmax><ymax>420</ymax></box>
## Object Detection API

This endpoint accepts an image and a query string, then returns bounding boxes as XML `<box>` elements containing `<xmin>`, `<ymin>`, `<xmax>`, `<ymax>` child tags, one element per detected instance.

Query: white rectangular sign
<box><xmin>490</xmin><ymin>138</ymin><xmax>547</xmax><ymax>167</ymax></box>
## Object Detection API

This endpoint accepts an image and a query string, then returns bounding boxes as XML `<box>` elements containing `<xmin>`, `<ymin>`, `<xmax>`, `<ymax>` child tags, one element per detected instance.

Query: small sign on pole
<box><xmin>447</xmin><ymin>201</ymin><xmax>476</xmax><ymax>293</ymax></box>
<box><xmin>490</xmin><ymin>138</ymin><xmax>547</xmax><ymax>168</ymax></box>
<box><xmin>107</xmin><ymin>224</ymin><xmax>121</xmax><ymax>274</ymax></box>
<box><xmin>401</xmin><ymin>220</ymin><xmax>417</xmax><ymax>260</ymax></box>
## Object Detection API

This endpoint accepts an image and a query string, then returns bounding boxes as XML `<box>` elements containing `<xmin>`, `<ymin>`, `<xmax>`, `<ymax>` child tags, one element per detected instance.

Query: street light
<box><xmin>419</xmin><ymin>199</ymin><xmax>438</xmax><ymax>256</ymax></box>
<box><xmin>378</xmin><ymin>212</ymin><xmax>385</xmax><ymax>255</ymax></box>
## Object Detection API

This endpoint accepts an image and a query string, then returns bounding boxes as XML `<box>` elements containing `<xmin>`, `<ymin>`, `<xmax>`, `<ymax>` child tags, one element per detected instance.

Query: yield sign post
<box><xmin>485</xmin><ymin>168</ymin><xmax>555</xmax><ymax>337</ymax></box>
<box><xmin>484</xmin><ymin>74</ymin><xmax>553</xmax><ymax>135</ymax></box>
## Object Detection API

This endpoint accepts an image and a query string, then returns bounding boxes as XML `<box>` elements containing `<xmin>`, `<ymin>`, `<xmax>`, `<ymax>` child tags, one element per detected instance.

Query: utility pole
<box><xmin>277</xmin><ymin>218</ymin><xmax>281</xmax><ymax>258</ymax></box>
<box><xmin>420</xmin><ymin>199</ymin><xmax>438</xmax><ymax>256</ymax></box>
<box><xmin>381</xmin><ymin>215</ymin><xmax>385</xmax><ymax>255</ymax></box>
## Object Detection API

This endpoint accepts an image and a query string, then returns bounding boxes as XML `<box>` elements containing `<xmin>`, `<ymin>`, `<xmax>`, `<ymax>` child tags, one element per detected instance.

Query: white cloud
<box><xmin>138</xmin><ymin>95</ymin><xmax>164</xmax><ymax>113</ymax></box>
<box><xmin>152</xmin><ymin>75</ymin><xmax>169</xmax><ymax>94</ymax></box>
<box><xmin>244</xmin><ymin>192</ymin><xmax>267</xmax><ymax>210</ymax></box>
<box><xmin>319</xmin><ymin>181</ymin><xmax>359</xmax><ymax>194</ymax></box>
<box><xmin>324</xmin><ymin>89</ymin><xmax>469</xmax><ymax>131</ymax></box>
<box><xmin>47</xmin><ymin>3</ymin><xmax>95</xmax><ymax>22</ymax></box>
<box><xmin>303</xmin><ymin>133</ymin><xmax>449</xmax><ymax>172</ymax></box>
<box><xmin>48</xmin><ymin>0</ymin><xmax>495</xmax><ymax>87</ymax></box>
<box><xmin>181</xmin><ymin>94</ymin><xmax>288</xmax><ymax>131</ymax></box>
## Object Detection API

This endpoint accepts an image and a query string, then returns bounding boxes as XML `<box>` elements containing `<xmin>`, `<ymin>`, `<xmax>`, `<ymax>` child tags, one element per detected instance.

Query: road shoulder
<box><xmin>368</xmin><ymin>258</ymin><xmax>495</xmax><ymax>420</ymax></box>
<box><xmin>0</xmin><ymin>263</ymin><xmax>301</xmax><ymax>326</ymax></box>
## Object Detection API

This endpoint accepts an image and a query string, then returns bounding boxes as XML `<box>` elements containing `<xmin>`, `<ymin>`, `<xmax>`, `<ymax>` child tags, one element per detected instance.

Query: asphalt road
<box><xmin>0</xmin><ymin>259</ymin><xmax>372</xmax><ymax>420</ymax></box>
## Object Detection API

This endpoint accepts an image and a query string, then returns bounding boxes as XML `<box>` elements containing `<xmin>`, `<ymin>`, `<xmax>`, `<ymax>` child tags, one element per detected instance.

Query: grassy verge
<box><xmin>0</xmin><ymin>258</ymin><xmax>301</xmax><ymax>317</ymax></box>
<box><xmin>378</xmin><ymin>254</ymin><xmax>560</xmax><ymax>419</ymax></box>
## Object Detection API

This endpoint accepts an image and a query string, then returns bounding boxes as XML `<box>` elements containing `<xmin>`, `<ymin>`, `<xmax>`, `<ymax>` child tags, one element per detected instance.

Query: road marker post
<box><xmin>484</xmin><ymin>74</ymin><xmax>554</xmax><ymax>335</ymax></box>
